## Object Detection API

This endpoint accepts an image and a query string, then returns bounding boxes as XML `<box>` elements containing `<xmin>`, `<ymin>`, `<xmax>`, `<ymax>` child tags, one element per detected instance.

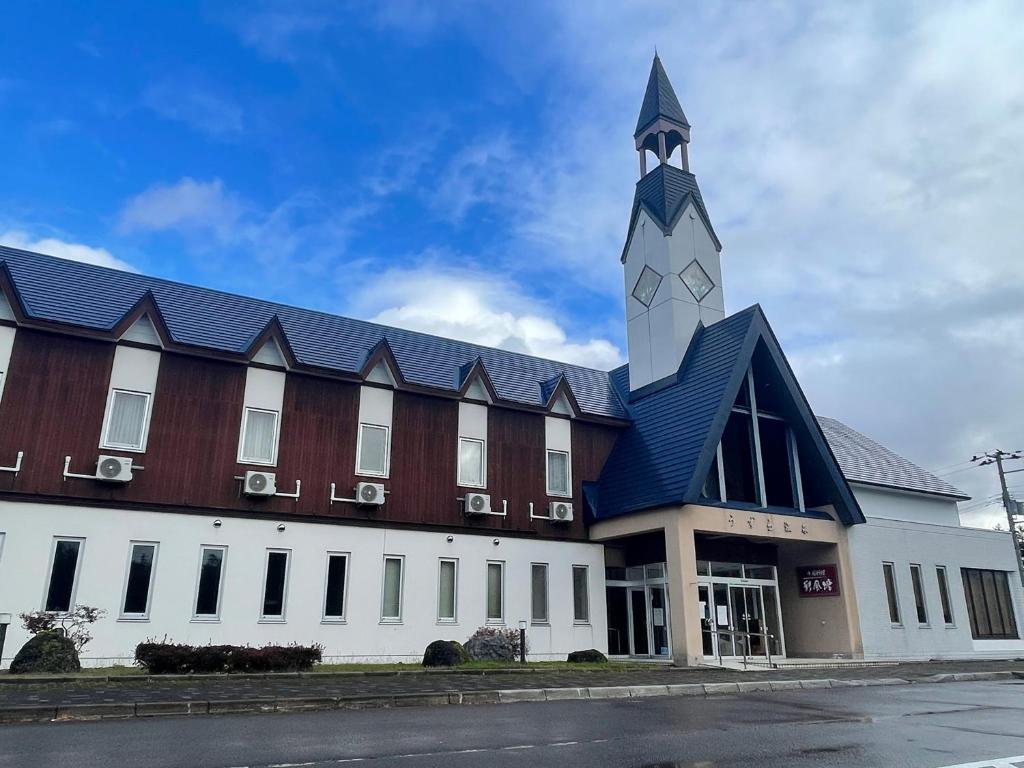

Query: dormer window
<box><xmin>632</xmin><ymin>265</ymin><xmax>663</xmax><ymax>307</ymax></box>
<box><xmin>680</xmin><ymin>259</ymin><xmax>714</xmax><ymax>302</ymax></box>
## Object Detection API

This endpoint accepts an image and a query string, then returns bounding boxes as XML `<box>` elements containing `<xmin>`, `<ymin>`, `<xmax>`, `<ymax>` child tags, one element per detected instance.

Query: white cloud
<box><xmin>348</xmin><ymin>256</ymin><xmax>623</xmax><ymax>369</ymax></box>
<box><xmin>0</xmin><ymin>230</ymin><xmax>134</xmax><ymax>272</ymax></box>
<box><xmin>118</xmin><ymin>178</ymin><xmax>245</xmax><ymax>241</ymax></box>
<box><xmin>143</xmin><ymin>80</ymin><xmax>244</xmax><ymax>137</ymax></box>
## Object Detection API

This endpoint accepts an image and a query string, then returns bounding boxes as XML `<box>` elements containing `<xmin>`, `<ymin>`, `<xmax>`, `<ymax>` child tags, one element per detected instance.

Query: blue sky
<box><xmin>2</xmin><ymin>1</ymin><xmax>1023</xmax><ymax>526</ymax></box>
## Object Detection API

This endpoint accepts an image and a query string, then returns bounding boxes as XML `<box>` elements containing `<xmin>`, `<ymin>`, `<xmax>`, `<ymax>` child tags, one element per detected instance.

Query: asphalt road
<box><xmin>1</xmin><ymin>680</ymin><xmax>1022</xmax><ymax>768</ymax></box>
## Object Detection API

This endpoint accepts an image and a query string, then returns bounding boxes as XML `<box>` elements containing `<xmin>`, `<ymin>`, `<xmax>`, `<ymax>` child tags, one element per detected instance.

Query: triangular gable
<box><xmin>0</xmin><ymin>291</ymin><xmax>14</xmax><ymax>322</ymax></box>
<box><xmin>594</xmin><ymin>306</ymin><xmax>863</xmax><ymax>525</ymax></box>
<box><xmin>120</xmin><ymin>314</ymin><xmax>162</xmax><ymax>346</ymax></box>
<box><xmin>244</xmin><ymin>315</ymin><xmax>296</xmax><ymax>369</ymax></box>
<box><xmin>0</xmin><ymin>262</ymin><xmax>27</xmax><ymax>323</ymax></box>
<box><xmin>360</xmin><ymin>338</ymin><xmax>403</xmax><ymax>387</ymax></box>
<box><xmin>457</xmin><ymin>358</ymin><xmax>498</xmax><ymax>403</ymax></box>
<box><xmin>111</xmin><ymin>291</ymin><xmax>173</xmax><ymax>347</ymax></box>
<box><xmin>540</xmin><ymin>374</ymin><xmax>580</xmax><ymax>417</ymax></box>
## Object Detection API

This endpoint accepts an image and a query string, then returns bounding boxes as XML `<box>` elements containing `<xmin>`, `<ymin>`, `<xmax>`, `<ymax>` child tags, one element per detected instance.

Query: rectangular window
<box><xmin>323</xmin><ymin>553</ymin><xmax>349</xmax><ymax>621</ymax></box>
<box><xmin>962</xmin><ymin>568</ymin><xmax>1019</xmax><ymax>640</ymax></box>
<box><xmin>458</xmin><ymin>438</ymin><xmax>485</xmax><ymax>487</ymax></box>
<box><xmin>486</xmin><ymin>561</ymin><xmax>504</xmax><ymax>623</ymax></box>
<box><xmin>239</xmin><ymin>407</ymin><xmax>279</xmax><ymax>465</ymax></box>
<box><xmin>194</xmin><ymin>546</ymin><xmax>226</xmax><ymax>619</ymax></box>
<box><xmin>546</xmin><ymin>450</ymin><xmax>571</xmax><ymax>497</ymax></box>
<box><xmin>758</xmin><ymin>418</ymin><xmax>795</xmax><ymax>509</ymax></box>
<box><xmin>261</xmin><ymin>550</ymin><xmax>290</xmax><ymax>620</ymax></box>
<box><xmin>722</xmin><ymin>410</ymin><xmax>759</xmax><ymax>504</ymax></box>
<box><xmin>381</xmin><ymin>555</ymin><xmax>404</xmax><ymax>622</ymax></box>
<box><xmin>44</xmin><ymin>538</ymin><xmax>83</xmax><ymax>613</ymax></box>
<box><xmin>102</xmin><ymin>390</ymin><xmax>151</xmax><ymax>451</ymax></box>
<box><xmin>882</xmin><ymin>562</ymin><xmax>901</xmax><ymax>625</ymax></box>
<box><xmin>438</xmin><ymin>558</ymin><xmax>458</xmax><ymax>622</ymax></box>
<box><xmin>573</xmin><ymin>565</ymin><xmax>590</xmax><ymax>623</ymax></box>
<box><xmin>936</xmin><ymin>566</ymin><xmax>954</xmax><ymax>626</ymax></box>
<box><xmin>357</xmin><ymin>424</ymin><xmax>390</xmax><ymax>477</ymax></box>
<box><xmin>121</xmin><ymin>542</ymin><xmax>158</xmax><ymax>619</ymax></box>
<box><xmin>531</xmin><ymin>563</ymin><xmax>549</xmax><ymax>624</ymax></box>
<box><xmin>910</xmin><ymin>564</ymin><xmax>928</xmax><ymax>625</ymax></box>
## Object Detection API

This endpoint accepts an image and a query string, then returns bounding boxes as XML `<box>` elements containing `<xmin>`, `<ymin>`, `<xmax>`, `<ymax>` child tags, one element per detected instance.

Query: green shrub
<box><xmin>422</xmin><ymin>640</ymin><xmax>468</xmax><ymax>667</ymax></box>
<box><xmin>567</xmin><ymin>649</ymin><xmax>608</xmax><ymax>664</ymax></box>
<box><xmin>9</xmin><ymin>630</ymin><xmax>81</xmax><ymax>674</ymax></box>
<box><xmin>135</xmin><ymin>642</ymin><xmax>322</xmax><ymax>674</ymax></box>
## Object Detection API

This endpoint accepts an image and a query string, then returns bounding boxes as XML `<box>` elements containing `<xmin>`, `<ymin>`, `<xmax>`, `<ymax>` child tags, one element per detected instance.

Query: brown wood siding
<box><xmin>0</xmin><ymin>329</ymin><xmax>114</xmax><ymax>495</ymax></box>
<box><xmin>486</xmin><ymin>407</ymin><xmax>548</xmax><ymax>534</ymax></box>
<box><xmin>571</xmin><ymin>420</ymin><xmax>621</xmax><ymax>536</ymax></box>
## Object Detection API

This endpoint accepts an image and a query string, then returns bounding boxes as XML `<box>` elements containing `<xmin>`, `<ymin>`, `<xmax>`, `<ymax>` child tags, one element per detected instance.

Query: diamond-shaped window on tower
<box><xmin>680</xmin><ymin>260</ymin><xmax>714</xmax><ymax>302</ymax></box>
<box><xmin>632</xmin><ymin>265</ymin><xmax>663</xmax><ymax>307</ymax></box>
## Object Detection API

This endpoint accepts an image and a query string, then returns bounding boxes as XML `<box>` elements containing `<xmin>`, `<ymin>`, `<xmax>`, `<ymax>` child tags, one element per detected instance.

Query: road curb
<box><xmin>1</xmin><ymin>669</ymin><xmax>1018</xmax><ymax>724</ymax></box>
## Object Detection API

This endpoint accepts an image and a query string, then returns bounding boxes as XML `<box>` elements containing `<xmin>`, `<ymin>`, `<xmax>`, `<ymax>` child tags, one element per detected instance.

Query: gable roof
<box><xmin>818</xmin><ymin>417</ymin><xmax>968</xmax><ymax>500</ymax></box>
<box><xmin>0</xmin><ymin>245</ymin><xmax>628</xmax><ymax>421</ymax></box>
<box><xmin>593</xmin><ymin>305</ymin><xmax>865</xmax><ymax>525</ymax></box>
<box><xmin>635</xmin><ymin>54</ymin><xmax>690</xmax><ymax>137</ymax></box>
<box><xmin>621</xmin><ymin>164</ymin><xmax>722</xmax><ymax>261</ymax></box>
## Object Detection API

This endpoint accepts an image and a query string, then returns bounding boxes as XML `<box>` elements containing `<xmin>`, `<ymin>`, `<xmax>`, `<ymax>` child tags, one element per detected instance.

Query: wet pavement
<box><xmin>1</xmin><ymin>679</ymin><xmax>1023</xmax><ymax>767</ymax></box>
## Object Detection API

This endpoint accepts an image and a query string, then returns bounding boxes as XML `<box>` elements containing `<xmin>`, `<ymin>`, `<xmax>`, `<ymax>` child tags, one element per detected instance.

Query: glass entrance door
<box><xmin>629</xmin><ymin>588</ymin><xmax>649</xmax><ymax>655</ymax></box>
<box><xmin>729</xmin><ymin>585</ymin><xmax>766</xmax><ymax>657</ymax></box>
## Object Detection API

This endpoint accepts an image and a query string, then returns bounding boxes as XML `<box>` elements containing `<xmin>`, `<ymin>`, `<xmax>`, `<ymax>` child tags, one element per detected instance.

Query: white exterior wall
<box><xmin>848</xmin><ymin>487</ymin><xmax>1024</xmax><ymax>659</ymax></box>
<box><xmin>0</xmin><ymin>500</ymin><xmax>606</xmax><ymax>667</ymax></box>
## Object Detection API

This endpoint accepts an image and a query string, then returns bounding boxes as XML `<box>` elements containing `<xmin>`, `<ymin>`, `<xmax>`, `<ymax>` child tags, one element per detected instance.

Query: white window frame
<box><xmin>322</xmin><ymin>551</ymin><xmax>350</xmax><ymax>623</ymax></box>
<box><xmin>909</xmin><ymin>563</ymin><xmax>929</xmax><ymax>627</ymax></box>
<box><xmin>936</xmin><ymin>565</ymin><xmax>955</xmax><ymax>627</ymax></box>
<box><xmin>380</xmin><ymin>554</ymin><xmax>405</xmax><ymax>623</ymax></box>
<box><xmin>119</xmin><ymin>541</ymin><xmax>159</xmax><ymax>621</ymax></box>
<box><xmin>237</xmin><ymin>406</ymin><xmax>280</xmax><ymax>466</ymax></box>
<box><xmin>882</xmin><ymin>561</ymin><xmax>902</xmax><ymax>627</ymax></box>
<box><xmin>486</xmin><ymin>560</ymin><xmax>505</xmax><ymax>624</ymax></box>
<box><xmin>43</xmin><ymin>537</ymin><xmax>84</xmax><ymax>614</ymax></box>
<box><xmin>531</xmin><ymin>562</ymin><xmax>549</xmax><ymax>625</ymax></box>
<box><xmin>192</xmin><ymin>545</ymin><xmax>227</xmax><ymax>621</ymax></box>
<box><xmin>546</xmin><ymin>449</ymin><xmax>572</xmax><ymax>498</ymax></box>
<box><xmin>437</xmin><ymin>557</ymin><xmax>459</xmax><ymax>624</ymax></box>
<box><xmin>457</xmin><ymin>437</ymin><xmax>486</xmax><ymax>488</ymax></box>
<box><xmin>356</xmin><ymin>423</ymin><xmax>391</xmax><ymax>478</ymax></box>
<box><xmin>259</xmin><ymin>548</ymin><xmax>291</xmax><ymax>622</ymax></box>
<box><xmin>100</xmin><ymin>388</ymin><xmax>153</xmax><ymax>453</ymax></box>
<box><xmin>572</xmin><ymin>564</ymin><xmax>591</xmax><ymax>624</ymax></box>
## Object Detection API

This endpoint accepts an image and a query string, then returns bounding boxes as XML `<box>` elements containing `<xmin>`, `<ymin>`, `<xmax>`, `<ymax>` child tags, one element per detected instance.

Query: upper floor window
<box><xmin>101</xmin><ymin>389</ymin><xmax>152</xmax><ymax>452</ymax></box>
<box><xmin>458</xmin><ymin>437</ymin><xmax>485</xmax><ymax>488</ymax></box>
<box><xmin>546</xmin><ymin>449</ymin><xmax>571</xmax><ymax>497</ymax></box>
<box><xmin>239</xmin><ymin>407</ymin><xmax>279</xmax><ymax>465</ymax></box>
<box><xmin>357</xmin><ymin>423</ymin><xmax>390</xmax><ymax>477</ymax></box>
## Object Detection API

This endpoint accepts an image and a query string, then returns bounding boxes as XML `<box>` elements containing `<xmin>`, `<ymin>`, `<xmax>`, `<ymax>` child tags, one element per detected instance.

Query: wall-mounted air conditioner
<box><xmin>95</xmin><ymin>455</ymin><xmax>133</xmax><ymax>483</ymax></box>
<box><xmin>464</xmin><ymin>492</ymin><xmax>492</xmax><ymax>515</ymax></box>
<box><xmin>549</xmin><ymin>500</ymin><xmax>574</xmax><ymax>522</ymax></box>
<box><xmin>355</xmin><ymin>481</ymin><xmax>386</xmax><ymax>506</ymax></box>
<box><xmin>243</xmin><ymin>470</ymin><xmax>277</xmax><ymax>497</ymax></box>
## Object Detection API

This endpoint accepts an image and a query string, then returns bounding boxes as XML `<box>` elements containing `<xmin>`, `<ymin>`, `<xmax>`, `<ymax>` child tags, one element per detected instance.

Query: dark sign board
<box><xmin>797</xmin><ymin>564</ymin><xmax>840</xmax><ymax>597</ymax></box>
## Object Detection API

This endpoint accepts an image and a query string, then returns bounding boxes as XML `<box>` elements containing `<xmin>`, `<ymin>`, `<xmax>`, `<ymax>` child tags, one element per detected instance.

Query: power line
<box><xmin>971</xmin><ymin>451</ymin><xmax>1024</xmax><ymax>587</ymax></box>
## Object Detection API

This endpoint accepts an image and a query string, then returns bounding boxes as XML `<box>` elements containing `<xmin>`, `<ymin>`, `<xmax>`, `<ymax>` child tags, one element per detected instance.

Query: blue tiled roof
<box><xmin>0</xmin><ymin>246</ymin><xmax>628</xmax><ymax>420</ymax></box>
<box><xmin>635</xmin><ymin>55</ymin><xmax>690</xmax><ymax>137</ymax></box>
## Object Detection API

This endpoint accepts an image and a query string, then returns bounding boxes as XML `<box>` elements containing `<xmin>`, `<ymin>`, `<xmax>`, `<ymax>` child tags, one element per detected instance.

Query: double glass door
<box><xmin>700</xmin><ymin>581</ymin><xmax>783</xmax><ymax>659</ymax></box>
<box><xmin>606</xmin><ymin>564</ymin><xmax>671</xmax><ymax>658</ymax></box>
<box><xmin>628</xmin><ymin>585</ymin><xmax>669</xmax><ymax>657</ymax></box>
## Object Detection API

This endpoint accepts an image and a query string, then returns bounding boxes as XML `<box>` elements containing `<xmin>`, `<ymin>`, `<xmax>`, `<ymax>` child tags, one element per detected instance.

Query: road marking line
<box><xmin>935</xmin><ymin>758</ymin><xmax>1024</xmax><ymax>768</ymax></box>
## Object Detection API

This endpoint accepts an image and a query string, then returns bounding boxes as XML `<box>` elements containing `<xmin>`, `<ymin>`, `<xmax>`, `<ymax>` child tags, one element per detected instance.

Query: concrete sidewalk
<box><xmin>1</xmin><ymin>659</ymin><xmax>1021</xmax><ymax>724</ymax></box>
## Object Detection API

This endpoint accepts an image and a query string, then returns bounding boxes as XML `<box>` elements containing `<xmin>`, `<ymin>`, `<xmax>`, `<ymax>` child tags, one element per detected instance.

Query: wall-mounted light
<box><xmin>213</xmin><ymin>519</ymin><xmax>222</xmax><ymax>528</ymax></box>
<box><xmin>277</xmin><ymin>523</ymin><xmax>286</xmax><ymax>532</ymax></box>
<box><xmin>446</xmin><ymin>535</ymin><xmax>454</xmax><ymax>543</ymax></box>
<box><xmin>492</xmin><ymin>538</ymin><xmax>500</xmax><ymax>546</ymax></box>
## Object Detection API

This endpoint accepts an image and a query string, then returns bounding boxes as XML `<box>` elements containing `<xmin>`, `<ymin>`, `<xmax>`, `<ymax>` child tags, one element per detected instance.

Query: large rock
<box><xmin>9</xmin><ymin>631</ymin><xmax>81</xmax><ymax>674</ymax></box>
<box><xmin>567</xmin><ymin>648</ymin><xmax>608</xmax><ymax>664</ymax></box>
<box><xmin>422</xmin><ymin>640</ymin><xmax>468</xmax><ymax>667</ymax></box>
<box><xmin>465</xmin><ymin>633</ymin><xmax>515</xmax><ymax>662</ymax></box>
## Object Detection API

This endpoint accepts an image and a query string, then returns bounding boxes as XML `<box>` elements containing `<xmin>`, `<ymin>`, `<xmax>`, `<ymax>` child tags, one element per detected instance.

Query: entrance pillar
<box><xmin>664</xmin><ymin>515</ymin><xmax>702</xmax><ymax>666</ymax></box>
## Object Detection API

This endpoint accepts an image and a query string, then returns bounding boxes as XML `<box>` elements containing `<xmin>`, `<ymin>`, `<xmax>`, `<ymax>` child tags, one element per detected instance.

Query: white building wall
<box><xmin>0</xmin><ymin>500</ymin><xmax>606</xmax><ymax>667</ymax></box>
<box><xmin>848</xmin><ymin>491</ymin><xmax>1024</xmax><ymax>659</ymax></box>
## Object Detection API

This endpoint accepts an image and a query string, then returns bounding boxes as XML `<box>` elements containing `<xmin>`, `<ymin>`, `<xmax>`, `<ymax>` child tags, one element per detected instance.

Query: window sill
<box><xmin>531</xmin><ymin>621</ymin><xmax>550</xmax><ymax>627</ymax></box>
<box><xmin>379</xmin><ymin>619</ymin><xmax>403</xmax><ymax>625</ymax></box>
<box><xmin>117</xmin><ymin>617</ymin><xmax>151</xmax><ymax>623</ymax></box>
<box><xmin>356</xmin><ymin>472</ymin><xmax>390</xmax><ymax>480</ymax></box>
<box><xmin>190</xmin><ymin>617</ymin><xmax>221</xmax><ymax>624</ymax></box>
<box><xmin>546</xmin><ymin>493</ymin><xmax>572</xmax><ymax>499</ymax></box>
<box><xmin>889</xmin><ymin>623</ymin><xmax>904</xmax><ymax>629</ymax></box>
<box><xmin>101</xmin><ymin>445</ymin><xmax>147</xmax><ymax>455</ymax></box>
<box><xmin>573</xmin><ymin>621</ymin><xmax>592</xmax><ymax>627</ymax></box>
<box><xmin>238</xmin><ymin>460</ymin><xmax>277</xmax><ymax>467</ymax></box>
<box><xmin>258</xmin><ymin>618</ymin><xmax>287</xmax><ymax>624</ymax></box>
<box><xmin>321</xmin><ymin>618</ymin><xmax>347</xmax><ymax>625</ymax></box>
<box><xmin>436</xmin><ymin>619</ymin><xmax>458</xmax><ymax>626</ymax></box>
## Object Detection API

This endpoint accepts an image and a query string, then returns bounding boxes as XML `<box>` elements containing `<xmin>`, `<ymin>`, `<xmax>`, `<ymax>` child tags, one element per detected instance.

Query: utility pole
<box><xmin>972</xmin><ymin>450</ymin><xmax>1024</xmax><ymax>587</ymax></box>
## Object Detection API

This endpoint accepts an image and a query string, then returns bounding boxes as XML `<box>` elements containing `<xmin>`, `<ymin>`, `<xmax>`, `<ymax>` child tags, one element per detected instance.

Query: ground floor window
<box><xmin>194</xmin><ymin>546</ymin><xmax>226</xmax><ymax>619</ymax></box>
<box><xmin>961</xmin><ymin>568</ymin><xmax>1019</xmax><ymax>640</ymax></box>
<box><xmin>45</xmin><ymin>538</ymin><xmax>83</xmax><ymax>613</ymax></box>
<box><xmin>909</xmin><ymin>564</ymin><xmax>928</xmax><ymax>625</ymax></box>
<box><xmin>437</xmin><ymin>558</ymin><xmax>457</xmax><ymax>622</ymax></box>
<box><xmin>531</xmin><ymin>563</ymin><xmax>549</xmax><ymax>624</ymax></box>
<box><xmin>121</xmin><ymin>542</ymin><xmax>158</xmax><ymax>619</ymax></box>
<box><xmin>936</xmin><ymin>566</ymin><xmax>954</xmax><ymax>626</ymax></box>
<box><xmin>381</xmin><ymin>555</ymin><xmax>404</xmax><ymax>622</ymax></box>
<box><xmin>323</xmin><ymin>552</ymin><xmax>349</xmax><ymax>621</ymax></box>
<box><xmin>486</xmin><ymin>561</ymin><xmax>504</xmax><ymax>623</ymax></box>
<box><xmin>572</xmin><ymin>565</ymin><xmax>590</xmax><ymax>623</ymax></box>
<box><xmin>882</xmin><ymin>562</ymin><xmax>901</xmax><ymax>625</ymax></box>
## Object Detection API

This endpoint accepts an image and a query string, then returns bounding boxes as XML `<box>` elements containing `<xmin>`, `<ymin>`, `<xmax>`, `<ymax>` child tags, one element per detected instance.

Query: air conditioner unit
<box><xmin>243</xmin><ymin>470</ymin><xmax>277</xmax><ymax>497</ymax></box>
<box><xmin>355</xmin><ymin>481</ymin><xmax>386</xmax><ymax>506</ymax></box>
<box><xmin>464</xmin><ymin>492</ymin><xmax>492</xmax><ymax>515</ymax></box>
<box><xmin>96</xmin><ymin>455</ymin><xmax>133</xmax><ymax>483</ymax></box>
<box><xmin>549</xmin><ymin>501</ymin><xmax>574</xmax><ymax>522</ymax></box>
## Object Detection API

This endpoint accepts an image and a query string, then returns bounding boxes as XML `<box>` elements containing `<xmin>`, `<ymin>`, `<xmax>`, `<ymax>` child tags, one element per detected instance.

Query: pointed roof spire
<box><xmin>634</xmin><ymin>54</ymin><xmax>690</xmax><ymax>138</ymax></box>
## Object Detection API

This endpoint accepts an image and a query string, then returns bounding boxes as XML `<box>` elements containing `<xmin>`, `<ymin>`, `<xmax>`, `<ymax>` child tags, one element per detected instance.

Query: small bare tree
<box><xmin>20</xmin><ymin>605</ymin><xmax>106</xmax><ymax>652</ymax></box>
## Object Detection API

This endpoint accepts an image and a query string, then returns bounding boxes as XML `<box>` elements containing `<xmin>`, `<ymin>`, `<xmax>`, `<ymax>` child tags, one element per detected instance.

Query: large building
<box><xmin>0</xmin><ymin>57</ymin><xmax>1021</xmax><ymax>667</ymax></box>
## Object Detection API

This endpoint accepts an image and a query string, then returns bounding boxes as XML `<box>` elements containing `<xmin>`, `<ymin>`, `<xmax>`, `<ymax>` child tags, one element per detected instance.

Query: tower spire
<box><xmin>635</xmin><ymin>55</ymin><xmax>690</xmax><ymax>175</ymax></box>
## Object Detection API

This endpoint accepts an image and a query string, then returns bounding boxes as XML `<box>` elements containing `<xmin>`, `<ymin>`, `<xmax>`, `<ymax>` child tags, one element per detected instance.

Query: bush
<box><xmin>422</xmin><ymin>640</ymin><xmax>469</xmax><ymax>667</ymax></box>
<box><xmin>567</xmin><ymin>649</ymin><xmax>608</xmax><ymax>664</ymax></box>
<box><xmin>466</xmin><ymin>626</ymin><xmax>527</xmax><ymax>659</ymax></box>
<box><xmin>9</xmin><ymin>630</ymin><xmax>81</xmax><ymax>674</ymax></box>
<box><xmin>135</xmin><ymin>642</ymin><xmax>322</xmax><ymax>674</ymax></box>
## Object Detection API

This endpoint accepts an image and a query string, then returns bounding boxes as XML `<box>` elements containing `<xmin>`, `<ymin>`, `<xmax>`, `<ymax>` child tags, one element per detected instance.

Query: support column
<box><xmin>658</xmin><ymin>132</ymin><xmax>668</xmax><ymax>164</ymax></box>
<box><xmin>639</xmin><ymin>151</ymin><xmax>647</xmax><ymax>177</ymax></box>
<box><xmin>663</xmin><ymin>515</ymin><xmax>702</xmax><ymax>666</ymax></box>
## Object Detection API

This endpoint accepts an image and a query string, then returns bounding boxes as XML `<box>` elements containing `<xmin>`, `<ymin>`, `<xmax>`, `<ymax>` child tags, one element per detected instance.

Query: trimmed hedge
<box><xmin>10</xmin><ymin>631</ymin><xmax>81</xmax><ymax>674</ymax></box>
<box><xmin>135</xmin><ymin>642</ymin><xmax>322</xmax><ymax>674</ymax></box>
<box><xmin>422</xmin><ymin>640</ymin><xmax>469</xmax><ymax>667</ymax></box>
<box><xmin>567</xmin><ymin>649</ymin><xmax>608</xmax><ymax>664</ymax></box>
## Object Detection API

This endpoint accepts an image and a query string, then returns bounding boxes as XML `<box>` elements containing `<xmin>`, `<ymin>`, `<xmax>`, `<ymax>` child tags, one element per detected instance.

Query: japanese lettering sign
<box><xmin>797</xmin><ymin>564</ymin><xmax>840</xmax><ymax>597</ymax></box>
